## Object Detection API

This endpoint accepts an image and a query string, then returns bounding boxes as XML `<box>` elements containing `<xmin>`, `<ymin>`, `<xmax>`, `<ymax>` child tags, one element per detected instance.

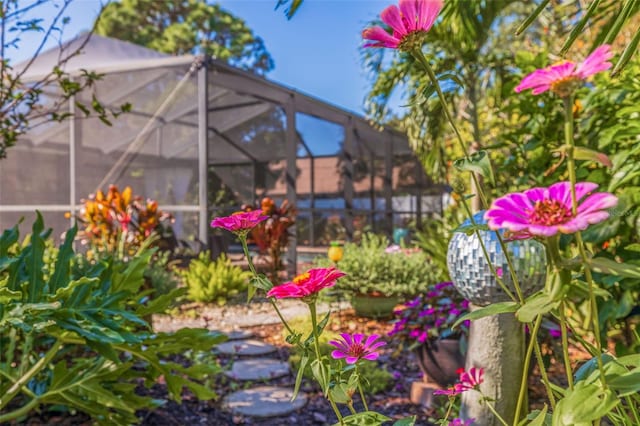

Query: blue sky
<box><xmin>11</xmin><ymin>0</ymin><xmax>396</xmax><ymax>115</ymax></box>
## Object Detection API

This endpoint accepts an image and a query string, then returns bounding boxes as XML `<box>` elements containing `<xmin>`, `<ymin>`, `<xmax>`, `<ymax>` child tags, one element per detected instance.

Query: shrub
<box><xmin>144</xmin><ymin>250</ymin><xmax>181</xmax><ymax>298</ymax></box>
<box><xmin>180</xmin><ymin>251</ymin><xmax>250</xmax><ymax>304</ymax></box>
<box><xmin>77</xmin><ymin>185</ymin><xmax>172</xmax><ymax>258</ymax></box>
<box><xmin>316</xmin><ymin>233</ymin><xmax>439</xmax><ymax>299</ymax></box>
<box><xmin>0</xmin><ymin>214</ymin><xmax>226</xmax><ymax>424</ymax></box>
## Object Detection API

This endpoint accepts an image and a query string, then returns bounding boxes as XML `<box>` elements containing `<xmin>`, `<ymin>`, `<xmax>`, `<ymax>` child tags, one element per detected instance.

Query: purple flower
<box><xmin>515</xmin><ymin>45</ymin><xmax>613</xmax><ymax>97</ymax></box>
<box><xmin>362</xmin><ymin>0</ymin><xmax>443</xmax><ymax>50</ymax></box>
<box><xmin>417</xmin><ymin>331</ymin><xmax>428</xmax><ymax>343</ymax></box>
<box><xmin>329</xmin><ymin>333</ymin><xmax>386</xmax><ymax>364</ymax></box>
<box><xmin>435</xmin><ymin>281</ymin><xmax>453</xmax><ymax>290</ymax></box>
<box><xmin>449</xmin><ymin>418</ymin><xmax>475</xmax><ymax>426</ymax></box>
<box><xmin>419</xmin><ymin>307</ymin><xmax>436</xmax><ymax>317</ymax></box>
<box><xmin>485</xmin><ymin>181</ymin><xmax>617</xmax><ymax>238</ymax></box>
<box><xmin>406</xmin><ymin>296</ymin><xmax>422</xmax><ymax>308</ymax></box>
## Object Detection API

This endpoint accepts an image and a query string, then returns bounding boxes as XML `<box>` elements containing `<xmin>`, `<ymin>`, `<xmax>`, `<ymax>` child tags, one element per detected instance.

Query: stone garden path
<box><xmin>219</xmin><ymin>329</ymin><xmax>308</xmax><ymax>418</ymax></box>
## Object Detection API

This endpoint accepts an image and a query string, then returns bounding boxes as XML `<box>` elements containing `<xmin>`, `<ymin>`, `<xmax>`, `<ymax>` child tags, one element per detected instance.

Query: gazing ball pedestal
<box><xmin>447</xmin><ymin>212</ymin><xmax>546</xmax><ymax>425</ymax></box>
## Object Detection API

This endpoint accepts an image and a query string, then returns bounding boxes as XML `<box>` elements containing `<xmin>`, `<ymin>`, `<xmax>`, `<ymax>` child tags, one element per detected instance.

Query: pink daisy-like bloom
<box><xmin>515</xmin><ymin>45</ymin><xmax>613</xmax><ymax>97</ymax></box>
<box><xmin>210</xmin><ymin>210</ymin><xmax>268</xmax><ymax>234</ymax></box>
<box><xmin>459</xmin><ymin>367</ymin><xmax>484</xmax><ymax>390</ymax></box>
<box><xmin>485</xmin><ymin>181</ymin><xmax>617</xmax><ymax>238</ymax></box>
<box><xmin>362</xmin><ymin>0</ymin><xmax>443</xmax><ymax>51</ymax></box>
<box><xmin>266</xmin><ymin>267</ymin><xmax>346</xmax><ymax>299</ymax></box>
<box><xmin>329</xmin><ymin>333</ymin><xmax>386</xmax><ymax>364</ymax></box>
<box><xmin>434</xmin><ymin>367</ymin><xmax>484</xmax><ymax>396</ymax></box>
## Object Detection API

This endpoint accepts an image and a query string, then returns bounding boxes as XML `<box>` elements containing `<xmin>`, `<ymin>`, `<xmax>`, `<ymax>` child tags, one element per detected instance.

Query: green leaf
<box><xmin>0</xmin><ymin>287</ymin><xmax>22</xmax><ymax>303</ymax></box>
<box><xmin>573</xmin><ymin>354</ymin><xmax>616</xmax><ymax>383</ymax></box>
<box><xmin>27</xmin><ymin>211</ymin><xmax>46</xmax><ymax>302</ymax></box>
<box><xmin>251</xmin><ymin>274</ymin><xmax>273</xmax><ymax>291</ymax></box>
<box><xmin>329</xmin><ymin>383</ymin><xmax>353</xmax><ymax>404</ymax></box>
<box><xmin>50</xmin><ymin>276</ymin><xmax>98</xmax><ymax>302</ymax></box>
<box><xmin>589</xmin><ymin>257</ymin><xmax>640</xmax><ymax>279</ymax></box>
<box><xmin>333</xmin><ymin>411</ymin><xmax>392</xmax><ymax>426</ymax></box>
<box><xmin>515</xmin><ymin>0</ymin><xmax>550</xmax><ymax>35</ymax></box>
<box><xmin>48</xmin><ymin>225</ymin><xmax>77</xmax><ymax>293</ymax></box>
<box><xmin>516</xmin><ymin>292</ymin><xmax>561</xmax><ymax>323</ymax></box>
<box><xmin>552</xmin><ymin>384</ymin><xmax>619</xmax><ymax>425</ymax></box>
<box><xmin>520</xmin><ymin>405</ymin><xmax>548</xmax><ymax>426</ymax></box>
<box><xmin>452</xmin><ymin>222</ymin><xmax>489</xmax><ymax>235</ymax></box>
<box><xmin>612</xmin><ymin>25</ymin><xmax>640</xmax><ymax>76</ymax></box>
<box><xmin>311</xmin><ymin>358</ymin><xmax>330</xmax><ymax>394</ymax></box>
<box><xmin>572</xmin><ymin>146</ymin><xmax>612</xmax><ymax>168</ymax></box>
<box><xmin>453</xmin><ymin>301</ymin><xmax>519</xmax><ymax>328</ymax></box>
<box><xmin>393</xmin><ymin>416</ymin><xmax>417</xmax><ymax>426</ymax></box>
<box><xmin>292</xmin><ymin>353</ymin><xmax>309</xmax><ymax>401</ymax></box>
<box><xmin>560</xmin><ymin>0</ymin><xmax>601</xmax><ymax>55</ymax></box>
<box><xmin>453</xmin><ymin>150</ymin><xmax>495</xmax><ymax>185</ymax></box>
<box><xmin>607</xmin><ymin>370</ymin><xmax>640</xmax><ymax>396</ymax></box>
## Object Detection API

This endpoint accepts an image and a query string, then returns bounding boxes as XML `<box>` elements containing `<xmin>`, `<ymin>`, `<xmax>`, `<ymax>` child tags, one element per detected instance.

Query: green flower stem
<box><xmin>544</xmin><ymin>237</ymin><xmax>575</xmax><ymax>390</ymax></box>
<box><xmin>240</xmin><ymin>235</ymin><xmax>298</xmax><ymax>341</ymax></box>
<box><xmin>410</xmin><ymin>49</ymin><xmax>488</xmax><ymax>210</ymax></box>
<box><xmin>309</xmin><ymin>302</ymin><xmax>344</xmax><ymax>424</ymax></box>
<box><xmin>240</xmin><ymin>236</ymin><xmax>259</xmax><ymax>277</ymax></box>
<box><xmin>482</xmin><ymin>394</ymin><xmax>510</xmax><ymax>426</ymax></box>
<box><xmin>0</xmin><ymin>338</ymin><xmax>63</xmax><ymax>411</ymax></box>
<box><xmin>413</xmin><ymin>48</ymin><xmax>528</xmax><ymax>305</ymax></box>
<box><xmin>562</xmin><ymin>95</ymin><xmax>607</xmax><ymax>389</ymax></box>
<box><xmin>347</xmin><ymin>402</ymin><xmax>357</xmax><ymax>415</ymax></box>
<box><xmin>493</xmin><ymin>233</ymin><xmax>526</xmax><ymax>303</ymax></box>
<box><xmin>442</xmin><ymin>398</ymin><xmax>455</xmax><ymax>423</ymax></box>
<box><xmin>0</xmin><ymin>395</ymin><xmax>42</xmax><ymax>423</ymax></box>
<box><xmin>626</xmin><ymin>395</ymin><xmax>640</xmax><ymax>424</ymax></box>
<box><xmin>559</xmin><ymin>302</ymin><xmax>574</xmax><ymax>390</ymax></box>
<box><xmin>533</xmin><ymin>338</ymin><xmax>556</xmax><ymax>409</ymax></box>
<box><xmin>460</xmin><ymin>196</ymin><xmax>518</xmax><ymax>302</ymax></box>
<box><xmin>355</xmin><ymin>364</ymin><xmax>369</xmax><ymax>412</ymax></box>
<box><xmin>514</xmin><ymin>315</ymin><xmax>542</xmax><ymax>424</ymax></box>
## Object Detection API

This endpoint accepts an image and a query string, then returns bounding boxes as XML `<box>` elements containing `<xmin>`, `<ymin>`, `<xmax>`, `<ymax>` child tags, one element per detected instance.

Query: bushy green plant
<box><xmin>144</xmin><ymin>250</ymin><xmax>181</xmax><ymax>298</ymax></box>
<box><xmin>0</xmin><ymin>213</ymin><xmax>226</xmax><ymax>424</ymax></box>
<box><xmin>316</xmin><ymin>233</ymin><xmax>439</xmax><ymax>298</ymax></box>
<box><xmin>180</xmin><ymin>251</ymin><xmax>250</xmax><ymax>304</ymax></box>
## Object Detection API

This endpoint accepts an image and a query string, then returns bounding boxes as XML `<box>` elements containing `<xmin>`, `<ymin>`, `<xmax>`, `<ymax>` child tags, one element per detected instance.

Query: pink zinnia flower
<box><xmin>329</xmin><ymin>333</ymin><xmax>386</xmax><ymax>364</ymax></box>
<box><xmin>434</xmin><ymin>367</ymin><xmax>484</xmax><ymax>396</ymax></box>
<box><xmin>485</xmin><ymin>181</ymin><xmax>617</xmax><ymax>238</ymax></box>
<box><xmin>266</xmin><ymin>267</ymin><xmax>346</xmax><ymax>299</ymax></box>
<box><xmin>210</xmin><ymin>210</ymin><xmax>269</xmax><ymax>234</ymax></box>
<box><xmin>362</xmin><ymin>0</ymin><xmax>443</xmax><ymax>50</ymax></box>
<box><xmin>515</xmin><ymin>45</ymin><xmax>613</xmax><ymax>97</ymax></box>
<box><xmin>459</xmin><ymin>367</ymin><xmax>484</xmax><ymax>390</ymax></box>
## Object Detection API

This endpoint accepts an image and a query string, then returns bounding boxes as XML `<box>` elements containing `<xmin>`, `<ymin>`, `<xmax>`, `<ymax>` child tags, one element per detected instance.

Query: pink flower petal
<box><xmin>362</xmin><ymin>26</ymin><xmax>401</xmax><ymax>48</ymax></box>
<box><xmin>381</xmin><ymin>5</ymin><xmax>408</xmax><ymax>37</ymax></box>
<box><xmin>418</xmin><ymin>0</ymin><xmax>443</xmax><ymax>32</ymax></box>
<box><xmin>399</xmin><ymin>0</ymin><xmax>418</xmax><ymax>31</ymax></box>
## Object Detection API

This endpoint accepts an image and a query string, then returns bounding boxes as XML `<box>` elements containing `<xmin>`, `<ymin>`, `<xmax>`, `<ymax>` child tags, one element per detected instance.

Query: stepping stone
<box><xmin>217</xmin><ymin>339</ymin><xmax>277</xmax><ymax>356</ymax></box>
<box><xmin>223</xmin><ymin>386</ymin><xmax>307</xmax><ymax>417</ymax></box>
<box><xmin>225</xmin><ymin>358</ymin><xmax>290</xmax><ymax>381</ymax></box>
<box><xmin>224</xmin><ymin>329</ymin><xmax>254</xmax><ymax>341</ymax></box>
<box><xmin>210</xmin><ymin>329</ymin><xmax>254</xmax><ymax>341</ymax></box>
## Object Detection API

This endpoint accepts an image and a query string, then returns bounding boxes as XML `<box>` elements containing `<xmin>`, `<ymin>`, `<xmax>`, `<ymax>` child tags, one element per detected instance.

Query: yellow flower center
<box><xmin>292</xmin><ymin>272</ymin><xmax>310</xmax><ymax>285</ymax></box>
<box><xmin>528</xmin><ymin>200</ymin><xmax>573</xmax><ymax>226</ymax></box>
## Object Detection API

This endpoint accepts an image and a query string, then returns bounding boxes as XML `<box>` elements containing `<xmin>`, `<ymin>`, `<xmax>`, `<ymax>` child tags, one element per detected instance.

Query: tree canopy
<box><xmin>96</xmin><ymin>0</ymin><xmax>274</xmax><ymax>75</ymax></box>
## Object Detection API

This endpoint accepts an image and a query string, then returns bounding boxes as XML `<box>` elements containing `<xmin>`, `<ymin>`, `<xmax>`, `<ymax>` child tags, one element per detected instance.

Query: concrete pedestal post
<box><xmin>461</xmin><ymin>310</ymin><xmax>525</xmax><ymax>426</ymax></box>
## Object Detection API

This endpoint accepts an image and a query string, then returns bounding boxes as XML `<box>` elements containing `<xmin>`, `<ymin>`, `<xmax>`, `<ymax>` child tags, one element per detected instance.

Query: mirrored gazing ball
<box><xmin>446</xmin><ymin>211</ymin><xmax>547</xmax><ymax>306</ymax></box>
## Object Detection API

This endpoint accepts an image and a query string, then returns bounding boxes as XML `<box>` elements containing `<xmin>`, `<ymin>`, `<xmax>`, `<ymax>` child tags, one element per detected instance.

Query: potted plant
<box><xmin>316</xmin><ymin>233</ymin><xmax>440</xmax><ymax>318</ymax></box>
<box><xmin>388</xmin><ymin>281</ymin><xmax>470</xmax><ymax>388</ymax></box>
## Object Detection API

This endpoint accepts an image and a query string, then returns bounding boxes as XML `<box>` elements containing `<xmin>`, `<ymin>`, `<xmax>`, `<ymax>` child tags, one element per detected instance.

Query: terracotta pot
<box><xmin>350</xmin><ymin>294</ymin><xmax>401</xmax><ymax>319</ymax></box>
<box><xmin>414</xmin><ymin>338</ymin><xmax>465</xmax><ymax>388</ymax></box>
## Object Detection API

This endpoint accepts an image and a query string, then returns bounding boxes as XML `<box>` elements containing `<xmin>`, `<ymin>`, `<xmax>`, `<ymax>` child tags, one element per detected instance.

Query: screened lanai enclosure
<box><xmin>0</xmin><ymin>34</ymin><xmax>443</xmax><ymax>271</ymax></box>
